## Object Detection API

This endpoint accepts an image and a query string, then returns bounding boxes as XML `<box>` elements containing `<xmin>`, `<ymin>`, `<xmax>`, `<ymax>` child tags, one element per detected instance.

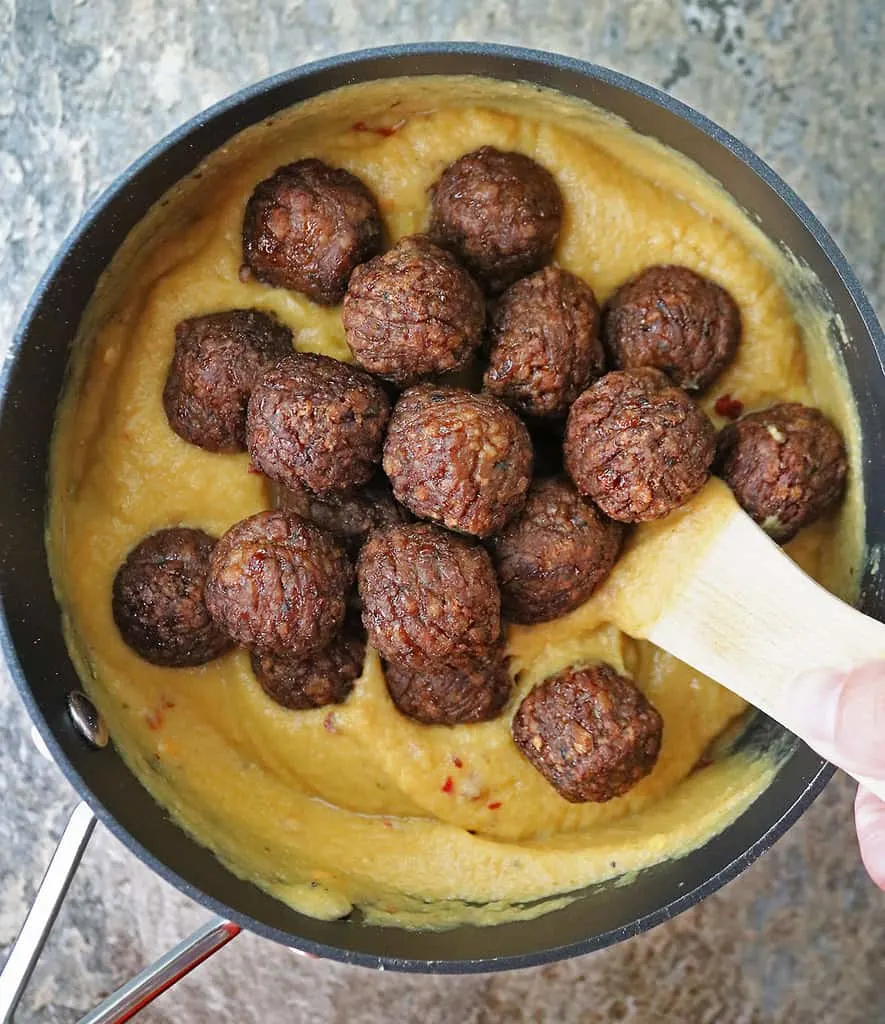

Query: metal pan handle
<box><xmin>0</xmin><ymin>796</ymin><xmax>239</xmax><ymax>1023</ymax></box>
<box><xmin>79</xmin><ymin>917</ymin><xmax>241</xmax><ymax>1024</ymax></box>
<box><xmin>3</xmin><ymin>706</ymin><xmax>240</xmax><ymax>1022</ymax></box>
<box><xmin>0</xmin><ymin>801</ymin><xmax>96</xmax><ymax>1023</ymax></box>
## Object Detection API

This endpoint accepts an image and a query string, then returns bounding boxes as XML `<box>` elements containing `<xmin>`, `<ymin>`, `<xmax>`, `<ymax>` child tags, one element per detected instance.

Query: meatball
<box><xmin>383</xmin><ymin>648</ymin><xmax>512</xmax><ymax>726</ymax></box>
<box><xmin>242</xmin><ymin>158</ymin><xmax>383</xmax><ymax>305</ymax></box>
<box><xmin>489</xmin><ymin>477</ymin><xmax>624</xmax><ymax>624</ymax></box>
<box><xmin>205</xmin><ymin>510</ymin><xmax>351</xmax><ymax>655</ymax></box>
<box><xmin>383</xmin><ymin>386</ymin><xmax>533</xmax><ymax>538</ymax></box>
<box><xmin>564</xmin><ymin>368</ymin><xmax>716</xmax><ymax>522</ymax></box>
<box><xmin>716</xmin><ymin>402</ymin><xmax>847</xmax><ymax>543</ymax></box>
<box><xmin>357</xmin><ymin>523</ymin><xmax>501</xmax><ymax>666</ymax></box>
<box><xmin>247</xmin><ymin>352</ymin><xmax>390</xmax><ymax>497</ymax></box>
<box><xmin>163</xmin><ymin>310</ymin><xmax>293</xmax><ymax>453</ymax></box>
<box><xmin>484</xmin><ymin>268</ymin><xmax>605</xmax><ymax>418</ymax></box>
<box><xmin>429</xmin><ymin>146</ymin><xmax>563</xmax><ymax>294</ymax></box>
<box><xmin>602</xmin><ymin>265</ymin><xmax>741</xmax><ymax>392</ymax></box>
<box><xmin>112</xmin><ymin>528</ymin><xmax>233</xmax><ymax>667</ymax></box>
<box><xmin>511</xmin><ymin>663</ymin><xmax>663</xmax><ymax>803</ymax></box>
<box><xmin>250</xmin><ymin>624</ymin><xmax>365</xmax><ymax>710</ymax></box>
<box><xmin>275</xmin><ymin>474</ymin><xmax>411</xmax><ymax>556</ymax></box>
<box><xmin>342</xmin><ymin>235</ymin><xmax>485</xmax><ymax>385</ymax></box>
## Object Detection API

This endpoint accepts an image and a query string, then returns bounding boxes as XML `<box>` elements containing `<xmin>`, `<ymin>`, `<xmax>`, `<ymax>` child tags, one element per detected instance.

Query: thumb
<box><xmin>855</xmin><ymin>787</ymin><xmax>885</xmax><ymax>891</ymax></box>
<box><xmin>791</xmin><ymin>661</ymin><xmax>885</xmax><ymax>778</ymax></box>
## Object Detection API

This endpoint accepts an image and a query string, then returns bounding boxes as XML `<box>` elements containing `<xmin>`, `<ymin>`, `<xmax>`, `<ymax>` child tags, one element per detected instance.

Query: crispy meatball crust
<box><xmin>205</xmin><ymin>510</ymin><xmax>352</xmax><ymax>655</ymax></box>
<box><xmin>564</xmin><ymin>368</ymin><xmax>716</xmax><ymax>522</ymax></box>
<box><xmin>250</xmin><ymin>625</ymin><xmax>365</xmax><ymax>710</ymax></box>
<box><xmin>242</xmin><ymin>158</ymin><xmax>383</xmax><ymax>305</ymax></box>
<box><xmin>112</xmin><ymin>528</ymin><xmax>233</xmax><ymax>667</ymax></box>
<box><xmin>342</xmin><ymin>235</ymin><xmax>485</xmax><ymax>385</ymax></box>
<box><xmin>511</xmin><ymin>663</ymin><xmax>663</xmax><ymax>803</ymax></box>
<box><xmin>383</xmin><ymin>385</ymin><xmax>533</xmax><ymax>538</ymax></box>
<box><xmin>602</xmin><ymin>265</ymin><xmax>741</xmax><ymax>392</ymax></box>
<box><xmin>275</xmin><ymin>474</ymin><xmax>411</xmax><ymax>556</ymax></box>
<box><xmin>489</xmin><ymin>477</ymin><xmax>624</xmax><ymax>624</ymax></box>
<box><xmin>484</xmin><ymin>268</ymin><xmax>605</xmax><ymax>418</ymax></box>
<box><xmin>716</xmin><ymin>402</ymin><xmax>847</xmax><ymax>542</ymax></box>
<box><xmin>247</xmin><ymin>352</ymin><xmax>390</xmax><ymax>497</ymax></box>
<box><xmin>162</xmin><ymin>309</ymin><xmax>293</xmax><ymax>453</ymax></box>
<box><xmin>383</xmin><ymin>648</ymin><xmax>512</xmax><ymax>725</ymax></box>
<box><xmin>357</xmin><ymin>523</ymin><xmax>501</xmax><ymax>666</ymax></box>
<box><xmin>429</xmin><ymin>147</ymin><xmax>563</xmax><ymax>294</ymax></box>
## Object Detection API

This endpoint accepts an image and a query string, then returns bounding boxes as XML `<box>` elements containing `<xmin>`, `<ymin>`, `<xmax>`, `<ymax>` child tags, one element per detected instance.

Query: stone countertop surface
<box><xmin>1</xmin><ymin>1</ymin><xmax>884</xmax><ymax>1021</ymax></box>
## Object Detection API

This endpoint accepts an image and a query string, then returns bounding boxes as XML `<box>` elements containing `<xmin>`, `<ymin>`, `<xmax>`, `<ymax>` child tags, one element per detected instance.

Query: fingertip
<box><xmin>793</xmin><ymin>662</ymin><xmax>885</xmax><ymax>777</ymax></box>
<box><xmin>855</xmin><ymin>787</ymin><xmax>885</xmax><ymax>892</ymax></box>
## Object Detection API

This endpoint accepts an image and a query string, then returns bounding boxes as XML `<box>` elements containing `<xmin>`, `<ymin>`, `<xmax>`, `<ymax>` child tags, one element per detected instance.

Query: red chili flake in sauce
<box><xmin>452</xmin><ymin>756</ymin><xmax>463</xmax><ymax>769</ymax></box>
<box><xmin>382</xmin><ymin>818</ymin><xmax>393</xmax><ymax>829</ymax></box>
<box><xmin>246</xmin><ymin>463</ymin><xmax>263</xmax><ymax>475</ymax></box>
<box><xmin>145</xmin><ymin>709</ymin><xmax>164</xmax><ymax>731</ymax></box>
<box><xmin>161</xmin><ymin>696</ymin><xmax>175</xmax><ymax>710</ymax></box>
<box><xmin>351</xmin><ymin>119</ymin><xmax>403</xmax><ymax>137</ymax></box>
<box><xmin>441</xmin><ymin>776</ymin><xmax>454</xmax><ymax>794</ymax></box>
<box><xmin>487</xmin><ymin>801</ymin><xmax>502</xmax><ymax>811</ymax></box>
<box><xmin>714</xmin><ymin>394</ymin><xmax>744</xmax><ymax>420</ymax></box>
<box><xmin>323</xmin><ymin>713</ymin><xmax>338</xmax><ymax>734</ymax></box>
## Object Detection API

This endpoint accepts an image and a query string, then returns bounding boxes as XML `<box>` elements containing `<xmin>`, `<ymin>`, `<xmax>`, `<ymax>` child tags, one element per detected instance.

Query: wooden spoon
<box><xmin>608</xmin><ymin>479</ymin><xmax>885</xmax><ymax>801</ymax></box>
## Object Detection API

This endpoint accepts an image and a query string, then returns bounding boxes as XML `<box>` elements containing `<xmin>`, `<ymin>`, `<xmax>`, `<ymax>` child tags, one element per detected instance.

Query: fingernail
<box><xmin>790</xmin><ymin>667</ymin><xmax>846</xmax><ymax>744</ymax></box>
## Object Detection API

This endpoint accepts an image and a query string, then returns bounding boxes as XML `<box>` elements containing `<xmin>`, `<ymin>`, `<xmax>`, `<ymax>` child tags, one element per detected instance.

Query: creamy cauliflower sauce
<box><xmin>49</xmin><ymin>77</ymin><xmax>863</xmax><ymax>929</ymax></box>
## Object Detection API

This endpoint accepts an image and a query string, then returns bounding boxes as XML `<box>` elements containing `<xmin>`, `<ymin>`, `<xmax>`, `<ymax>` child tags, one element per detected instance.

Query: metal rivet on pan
<box><xmin>67</xmin><ymin>691</ymin><xmax>109</xmax><ymax>749</ymax></box>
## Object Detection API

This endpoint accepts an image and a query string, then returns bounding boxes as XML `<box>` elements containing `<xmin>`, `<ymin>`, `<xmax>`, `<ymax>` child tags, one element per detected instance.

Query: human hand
<box><xmin>794</xmin><ymin>662</ymin><xmax>885</xmax><ymax>890</ymax></box>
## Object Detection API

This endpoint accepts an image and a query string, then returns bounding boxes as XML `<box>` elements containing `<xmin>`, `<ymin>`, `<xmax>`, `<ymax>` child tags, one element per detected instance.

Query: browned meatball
<box><xmin>511</xmin><ymin>663</ymin><xmax>663</xmax><ymax>803</ymax></box>
<box><xmin>489</xmin><ymin>477</ymin><xmax>624</xmax><ymax>624</ymax></box>
<box><xmin>383</xmin><ymin>648</ymin><xmax>512</xmax><ymax>726</ymax></box>
<box><xmin>112</xmin><ymin>528</ymin><xmax>233</xmax><ymax>667</ymax></box>
<box><xmin>484</xmin><ymin>268</ymin><xmax>605</xmax><ymax>418</ymax></box>
<box><xmin>383</xmin><ymin>385</ymin><xmax>533</xmax><ymax>538</ymax></box>
<box><xmin>275</xmin><ymin>474</ymin><xmax>411</xmax><ymax>556</ymax></box>
<box><xmin>602</xmin><ymin>265</ymin><xmax>741</xmax><ymax>392</ymax></box>
<box><xmin>250</xmin><ymin>624</ymin><xmax>365</xmax><ymax>710</ymax></box>
<box><xmin>564</xmin><ymin>368</ymin><xmax>716</xmax><ymax>522</ymax></box>
<box><xmin>429</xmin><ymin>147</ymin><xmax>563</xmax><ymax>294</ymax></box>
<box><xmin>247</xmin><ymin>352</ymin><xmax>390</xmax><ymax>497</ymax></box>
<box><xmin>716</xmin><ymin>402</ymin><xmax>847</xmax><ymax>543</ymax></box>
<box><xmin>205</xmin><ymin>510</ymin><xmax>351</xmax><ymax>655</ymax></box>
<box><xmin>357</xmin><ymin>523</ymin><xmax>501</xmax><ymax>666</ymax></box>
<box><xmin>162</xmin><ymin>310</ymin><xmax>293</xmax><ymax>453</ymax></box>
<box><xmin>342</xmin><ymin>235</ymin><xmax>485</xmax><ymax>385</ymax></box>
<box><xmin>242</xmin><ymin>159</ymin><xmax>383</xmax><ymax>305</ymax></box>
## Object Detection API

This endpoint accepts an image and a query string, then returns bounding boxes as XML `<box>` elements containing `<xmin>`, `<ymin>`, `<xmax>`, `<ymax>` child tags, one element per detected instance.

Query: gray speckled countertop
<box><xmin>2</xmin><ymin>2</ymin><xmax>884</xmax><ymax>1021</ymax></box>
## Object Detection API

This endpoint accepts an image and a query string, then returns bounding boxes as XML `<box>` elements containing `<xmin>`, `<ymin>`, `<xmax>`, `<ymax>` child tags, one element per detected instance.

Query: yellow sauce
<box><xmin>48</xmin><ymin>77</ymin><xmax>864</xmax><ymax>929</ymax></box>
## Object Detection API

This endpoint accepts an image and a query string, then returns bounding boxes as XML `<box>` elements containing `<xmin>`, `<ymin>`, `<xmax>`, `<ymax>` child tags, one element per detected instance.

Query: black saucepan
<box><xmin>2</xmin><ymin>43</ymin><xmax>884</xmax><ymax>975</ymax></box>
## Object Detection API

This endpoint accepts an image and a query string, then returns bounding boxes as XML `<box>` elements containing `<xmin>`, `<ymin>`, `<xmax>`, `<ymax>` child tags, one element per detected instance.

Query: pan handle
<box><xmin>78</xmin><ymin>917</ymin><xmax>241</xmax><ymax>1023</ymax></box>
<box><xmin>0</xmin><ymin>801</ymin><xmax>96</xmax><ymax>1023</ymax></box>
<box><xmin>0</xmin><ymin>798</ymin><xmax>239</xmax><ymax>1023</ymax></box>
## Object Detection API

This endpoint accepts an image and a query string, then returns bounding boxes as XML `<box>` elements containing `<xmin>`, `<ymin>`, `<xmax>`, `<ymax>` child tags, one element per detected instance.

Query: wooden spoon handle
<box><xmin>647</xmin><ymin>505</ymin><xmax>885</xmax><ymax>801</ymax></box>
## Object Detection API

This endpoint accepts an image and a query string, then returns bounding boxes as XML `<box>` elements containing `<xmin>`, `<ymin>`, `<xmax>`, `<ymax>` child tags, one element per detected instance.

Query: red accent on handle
<box><xmin>113</xmin><ymin>922</ymin><xmax>241</xmax><ymax>1023</ymax></box>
